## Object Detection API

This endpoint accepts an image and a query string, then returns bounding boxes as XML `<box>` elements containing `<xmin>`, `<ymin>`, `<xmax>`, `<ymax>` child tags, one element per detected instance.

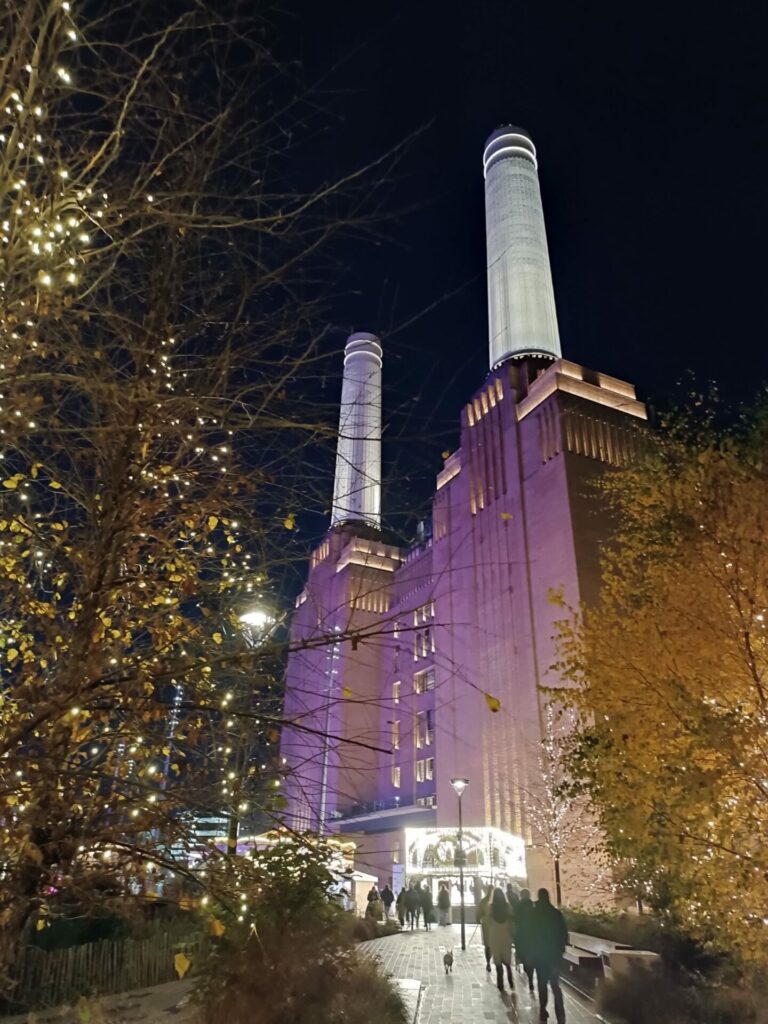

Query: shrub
<box><xmin>563</xmin><ymin>908</ymin><xmax>721</xmax><ymax>973</ymax></box>
<box><xmin>194</xmin><ymin>840</ymin><xmax>407</xmax><ymax>1024</ymax></box>
<box><xmin>598</xmin><ymin>962</ymin><xmax>768</xmax><ymax>1024</ymax></box>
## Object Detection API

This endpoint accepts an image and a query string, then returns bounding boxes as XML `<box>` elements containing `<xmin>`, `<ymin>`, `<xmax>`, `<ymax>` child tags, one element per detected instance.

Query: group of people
<box><xmin>479</xmin><ymin>885</ymin><xmax>568</xmax><ymax>1024</ymax></box>
<box><xmin>366</xmin><ymin>880</ymin><xmax>568</xmax><ymax>1024</ymax></box>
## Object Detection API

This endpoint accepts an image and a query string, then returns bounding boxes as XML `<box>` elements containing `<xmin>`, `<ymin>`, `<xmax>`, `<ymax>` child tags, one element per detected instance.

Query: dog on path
<box><xmin>443</xmin><ymin>949</ymin><xmax>454</xmax><ymax>974</ymax></box>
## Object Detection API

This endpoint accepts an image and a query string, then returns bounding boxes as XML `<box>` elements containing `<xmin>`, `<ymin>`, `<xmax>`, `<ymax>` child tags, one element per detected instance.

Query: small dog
<box><xmin>443</xmin><ymin>949</ymin><xmax>454</xmax><ymax>974</ymax></box>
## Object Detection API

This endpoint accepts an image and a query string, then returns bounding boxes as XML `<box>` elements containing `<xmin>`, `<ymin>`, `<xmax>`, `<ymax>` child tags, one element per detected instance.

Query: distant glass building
<box><xmin>281</xmin><ymin>128</ymin><xmax>646</xmax><ymax>906</ymax></box>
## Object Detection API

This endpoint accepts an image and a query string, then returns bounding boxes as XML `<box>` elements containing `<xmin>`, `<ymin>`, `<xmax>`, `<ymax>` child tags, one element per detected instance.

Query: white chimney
<box><xmin>330</xmin><ymin>332</ymin><xmax>382</xmax><ymax>529</ymax></box>
<box><xmin>483</xmin><ymin>127</ymin><xmax>562</xmax><ymax>368</ymax></box>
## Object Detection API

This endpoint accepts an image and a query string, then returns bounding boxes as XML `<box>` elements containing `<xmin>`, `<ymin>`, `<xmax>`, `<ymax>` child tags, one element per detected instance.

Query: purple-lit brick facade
<box><xmin>281</xmin><ymin>128</ymin><xmax>648</xmax><ymax>904</ymax></box>
<box><xmin>282</xmin><ymin>358</ymin><xmax>646</xmax><ymax>902</ymax></box>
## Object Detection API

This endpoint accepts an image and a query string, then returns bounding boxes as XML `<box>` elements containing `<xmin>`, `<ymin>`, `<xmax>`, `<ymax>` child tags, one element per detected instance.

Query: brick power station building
<box><xmin>280</xmin><ymin>127</ymin><xmax>647</xmax><ymax>908</ymax></box>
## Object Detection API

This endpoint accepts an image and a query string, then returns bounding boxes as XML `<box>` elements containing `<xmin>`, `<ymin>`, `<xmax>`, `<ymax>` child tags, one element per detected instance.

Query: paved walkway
<box><xmin>363</xmin><ymin>924</ymin><xmax>603</xmax><ymax>1024</ymax></box>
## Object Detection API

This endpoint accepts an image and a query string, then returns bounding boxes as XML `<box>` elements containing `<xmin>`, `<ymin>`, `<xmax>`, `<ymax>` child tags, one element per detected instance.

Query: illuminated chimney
<box><xmin>483</xmin><ymin>127</ymin><xmax>562</xmax><ymax>368</ymax></box>
<box><xmin>330</xmin><ymin>332</ymin><xmax>383</xmax><ymax>529</ymax></box>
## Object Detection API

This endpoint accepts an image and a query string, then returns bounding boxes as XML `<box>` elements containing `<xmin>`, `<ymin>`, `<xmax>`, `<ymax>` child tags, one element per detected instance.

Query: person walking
<box><xmin>367</xmin><ymin>884</ymin><xmax>380</xmax><ymax>904</ymax></box>
<box><xmin>514</xmin><ymin>888</ymin><xmax>536</xmax><ymax>993</ymax></box>
<box><xmin>381</xmin><ymin>884</ymin><xmax>395</xmax><ymax>919</ymax></box>
<box><xmin>485</xmin><ymin>888</ymin><xmax>515</xmax><ymax>992</ymax></box>
<box><xmin>420</xmin><ymin>882</ymin><xmax>434</xmax><ymax>931</ymax></box>
<box><xmin>405</xmin><ymin>882</ymin><xmax>421</xmax><ymax>930</ymax></box>
<box><xmin>396</xmin><ymin>887</ymin><xmax>406</xmax><ymax>927</ymax></box>
<box><xmin>437</xmin><ymin>882</ymin><xmax>452</xmax><ymax>926</ymax></box>
<box><xmin>506</xmin><ymin>881</ymin><xmax>520</xmax><ymax>910</ymax></box>
<box><xmin>530</xmin><ymin>888</ymin><xmax>569</xmax><ymax>1024</ymax></box>
<box><xmin>477</xmin><ymin>884</ymin><xmax>494</xmax><ymax>972</ymax></box>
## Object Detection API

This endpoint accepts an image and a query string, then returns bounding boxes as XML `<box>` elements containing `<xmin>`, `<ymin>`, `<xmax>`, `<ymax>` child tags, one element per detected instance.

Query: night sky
<box><xmin>286</xmin><ymin>0</ymin><xmax>768</xmax><ymax>530</ymax></box>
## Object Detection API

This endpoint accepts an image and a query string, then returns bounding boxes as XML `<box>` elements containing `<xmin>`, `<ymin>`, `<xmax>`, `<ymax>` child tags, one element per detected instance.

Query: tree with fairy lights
<box><xmin>521</xmin><ymin>703</ymin><xmax>605</xmax><ymax>906</ymax></box>
<box><xmin>0</xmin><ymin>0</ymin><xmax>398</xmax><ymax>981</ymax></box>
<box><xmin>556</xmin><ymin>397</ymin><xmax>768</xmax><ymax>967</ymax></box>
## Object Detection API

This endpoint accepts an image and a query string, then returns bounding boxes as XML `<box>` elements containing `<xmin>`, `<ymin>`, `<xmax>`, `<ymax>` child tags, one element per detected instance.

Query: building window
<box><xmin>414</xmin><ymin>667</ymin><xmax>436</xmax><ymax>694</ymax></box>
<box><xmin>416</xmin><ymin>759</ymin><xmax>425</xmax><ymax>782</ymax></box>
<box><xmin>392</xmin><ymin>764</ymin><xmax>401</xmax><ymax>788</ymax></box>
<box><xmin>393</xmin><ymin>619</ymin><xmax>400</xmax><ymax>639</ymax></box>
<box><xmin>416</xmin><ymin>793</ymin><xmax>436</xmax><ymax>807</ymax></box>
<box><xmin>416</xmin><ymin>710</ymin><xmax>433</xmax><ymax>748</ymax></box>
<box><xmin>391</xmin><ymin>720</ymin><xmax>400</xmax><ymax>750</ymax></box>
<box><xmin>413</xmin><ymin>601</ymin><xmax>435</xmax><ymax>627</ymax></box>
<box><xmin>414</xmin><ymin>626</ymin><xmax>435</xmax><ymax>661</ymax></box>
<box><xmin>392</xmin><ymin>681</ymin><xmax>401</xmax><ymax>704</ymax></box>
<box><xmin>425</xmin><ymin>757</ymin><xmax>434</xmax><ymax>780</ymax></box>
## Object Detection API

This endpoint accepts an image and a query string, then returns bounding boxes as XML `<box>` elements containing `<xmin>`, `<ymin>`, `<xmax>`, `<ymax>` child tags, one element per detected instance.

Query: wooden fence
<box><xmin>4</xmin><ymin>929</ymin><xmax>200</xmax><ymax>1014</ymax></box>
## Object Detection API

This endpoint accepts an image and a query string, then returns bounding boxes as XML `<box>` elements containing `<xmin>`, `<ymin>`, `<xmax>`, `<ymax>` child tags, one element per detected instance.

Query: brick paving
<box><xmin>364</xmin><ymin>923</ymin><xmax>602</xmax><ymax>1024</ymax></box>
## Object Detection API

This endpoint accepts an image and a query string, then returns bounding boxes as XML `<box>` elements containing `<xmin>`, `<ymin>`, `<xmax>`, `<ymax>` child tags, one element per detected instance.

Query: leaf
<box><xmin>49</xmin><ymin>481</ymin><xmax>62</xmax><ymax>490</ymax></box>
<box><xmin>209</xmin><ymin>916</ymin><xmax>225</xmax><ymax>937</ymax></box>
<box><xmin>6</xmin><ymin>648</ymin><xmax>18</xmax><ymax>663</ymax></box>
<box><xmin>212</xmin><ymin>632</ymin><xmax>223</xmax><ymax>645</ymax></box>
<box><xmin>484</xmin><ymin>692</ymin><xmax>501</xmax><ymax>713</ymax></box>
<box><xmin>283</xmin><ymin>513</ymin><xmax>295</xmax><ymax>530</ymax></box>
<box><xmin>500</xmin><ymin>512</ymin><xmax>513</xmax><ymax>521</ymax></box>
<box><xmin>207</xmin><ymin>515</ymin><xmax>219</xmax><ymax>531</ymax></box>
<box><xmin>2</xmin><ymin>475</ymin><xmax>22</xmax><ymax>490</ymax></box>
<box><xmin>36</xmin><ymin>919</ymin><xmax>46</xmax><ymax>932</ymax></box>
<box><xmin>174</xmin><ymin>952</ymin><xmax>191</xmax><ymax>979</ymax></box>
<box><xmin>342</xmin><ymin>686</ymin><xmax>353</xmax><ymax>699</ymax></box>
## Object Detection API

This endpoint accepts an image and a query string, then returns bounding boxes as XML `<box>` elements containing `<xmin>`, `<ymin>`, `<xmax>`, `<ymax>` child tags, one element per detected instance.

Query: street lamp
<box><xmin>451</xmin><ymin>777</ymin><xmax>469</xmax><ymax>951</ymax></box>
<box><xmin>226</xmin><ymin>606</ymin><xmax>275</xmax><ymax>854</ymax></box>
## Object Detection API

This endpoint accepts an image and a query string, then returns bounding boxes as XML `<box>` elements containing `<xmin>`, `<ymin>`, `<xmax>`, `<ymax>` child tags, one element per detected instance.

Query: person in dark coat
<box><xmin>437</xmin><ymin>882</ymin><xmax>452</xmax><ymax>926</ymax></box>
<box><xmin>396</xmin><ymin>887</ymin><xmax>406</xmax><ymax>927</ymax></box>
<box><xmin>506</xmin><ymin>882</ymin><xmax>520</xmax><ymax>911</ymax></box>
<box><xmin>404</xmin><ymin>882</ymin><xmax>421</xmax><ymax>929</ymax></box>
<box><xmin>513</xmin><ymin>888</ymin><xmax>536</xmax><ymax>993</ymax></box>
<box><xmin>381</xmin><ymin>884</ymin><xmax>395</xmax><ymax>918</ymax></box>
<box><xmin>419</xmin><ymin>883</ymin><xmax>434</xmax><ymax>931</ymax></box>
<box><xmin>367</xmin><ymin>884</ymin><xmax>380</xmax><ymax>903</ymax></box>
<box><xmin>530</xmin><ymin>888</ymin><xmax>569</xmax><ymax>1024</ymax></box>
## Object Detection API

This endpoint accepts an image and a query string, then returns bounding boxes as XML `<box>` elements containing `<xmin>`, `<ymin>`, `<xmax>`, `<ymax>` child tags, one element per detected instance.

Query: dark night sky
<box><xmin>284</xmin><ymin>0</ymin><xmax>768</xmax><ymax>530</ymax></box>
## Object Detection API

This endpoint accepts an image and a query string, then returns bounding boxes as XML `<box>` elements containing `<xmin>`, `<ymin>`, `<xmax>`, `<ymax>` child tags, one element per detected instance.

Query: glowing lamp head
<box><xmin>239</xmin><ymin>609</ymin><xmax>273</xmax><ymax>630</ymax></box>
<box><xmin>450</xmin><ymin>777</ymin><xmax>469</xmax><ymax>797</ymax></box>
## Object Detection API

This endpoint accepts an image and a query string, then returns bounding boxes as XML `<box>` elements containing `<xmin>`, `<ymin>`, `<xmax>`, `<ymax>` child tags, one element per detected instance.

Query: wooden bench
<box><xmin>563</xmin><ymin>945</ymin><xmax>602</xmax><ymax>970</ymax></box>
<box><xmin>568</xmin><ymin>931</ymin><xmax>633</xmax><ymax>969</ymax></box>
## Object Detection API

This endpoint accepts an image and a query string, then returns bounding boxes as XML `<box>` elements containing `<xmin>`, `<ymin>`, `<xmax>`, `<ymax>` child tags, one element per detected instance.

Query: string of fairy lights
<box><xmin>0</xmin><ymin>0</ymin><xmax>288</xmax><ymax>918</ymax></box>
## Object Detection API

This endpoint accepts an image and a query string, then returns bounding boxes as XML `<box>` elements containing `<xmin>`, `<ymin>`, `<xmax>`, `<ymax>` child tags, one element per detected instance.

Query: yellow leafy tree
<box><xmin>0</xmin><ymin>0</ymin><xmax>387</xmax><ymax>980</ymax></box>
<box><xmin>556</xmin><ymin>400</ymin><xmax>768</xmax><ymax>966</ymax></box>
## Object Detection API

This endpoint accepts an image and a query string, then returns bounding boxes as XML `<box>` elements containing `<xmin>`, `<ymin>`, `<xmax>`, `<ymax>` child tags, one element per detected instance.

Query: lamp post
<box><xmin>451</xmin><ymin>777</ymin><xmax>469</xmax><ymax>951</ymax></box>
<box><xmin>226</xmin><ymin>607</ymin><xmax>275</xmax><ymax>855</ymax></box>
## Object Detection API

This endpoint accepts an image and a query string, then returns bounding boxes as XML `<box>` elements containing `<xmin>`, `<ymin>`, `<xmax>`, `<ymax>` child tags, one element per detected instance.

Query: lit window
<box><xmin>414</xmin><ymin>668</ymin><xmax>435</xmax><ymax>693</ymax></box>
<box><xmin>416</xmin><ymin>711</ymin><xmax>432</xmax><ymax>748</ymax></box>
<box><xmin>413</xmin><ymin>602</ymin><xmax>435</xmax><ymax>626</ymax></box>
<box><xmin>391</xmin><ymin>720</ymin><xmax>400</xmax><ymax>750</ymax></box>
<box><xmin>414</xmin><ymin>626</ymin><xmax>435</xmax><ymax>660</ymax></box>
<box><xmin>392</xmin><ymin>681</ymin><xmax>401</xmax><ymax>704</ymax></box>
<box><xmin>416</xmin><ymin>759</ymin><xmax>425</xmax><ymax>782</ymax></box>
<box><xmin>392</xmin><ymin>764</ymin><xmax>401</xmax><ymax>788</ymax></box>
<box><xmin>426</xmin><ymin>757</ymin><xmax>434</xmax><ymax>780</ymax></box>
